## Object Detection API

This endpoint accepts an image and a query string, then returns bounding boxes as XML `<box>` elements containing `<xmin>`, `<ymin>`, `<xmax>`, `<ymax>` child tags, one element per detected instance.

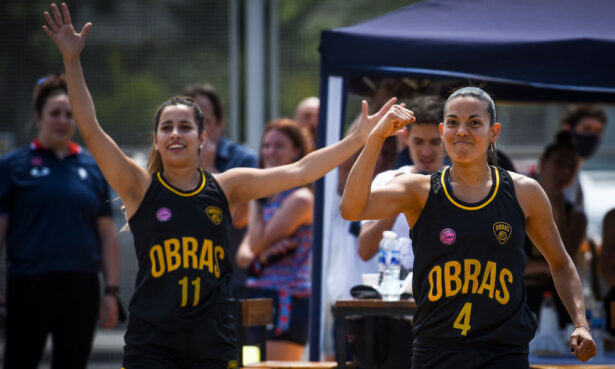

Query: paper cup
<box><xmin>362</xmin><ymin>273</ymin><xmax>380</xmax><ymax>288</ymax></box>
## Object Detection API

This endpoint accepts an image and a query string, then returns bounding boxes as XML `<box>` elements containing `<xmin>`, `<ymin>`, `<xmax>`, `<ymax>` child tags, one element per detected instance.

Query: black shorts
<box><xmin>412</xmin><ymin>340</ymin><xmax>529</xmax><ymax>369</ymax></box>
<box><xmin>122</xmin><ymin>311</ymin><xmax>238</xmax><ymax>369</ymax></box>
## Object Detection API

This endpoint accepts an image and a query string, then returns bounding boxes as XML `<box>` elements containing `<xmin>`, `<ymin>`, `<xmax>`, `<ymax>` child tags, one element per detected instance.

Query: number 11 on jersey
<box><xmin>453</xmin><ymin>302</ymin><xmax>472</xmax><ymax>336</ymax></box>
<box><xmin>179</xmin><ymin>276</ymin><xmax>201</xmax><ymax>307</ymax></box>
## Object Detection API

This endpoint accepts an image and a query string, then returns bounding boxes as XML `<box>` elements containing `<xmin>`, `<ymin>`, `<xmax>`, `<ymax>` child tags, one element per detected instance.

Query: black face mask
<box><xmin>572</xmin><ymin>131</ymin><xmax>601</xmax><ymax>158</ymax></box>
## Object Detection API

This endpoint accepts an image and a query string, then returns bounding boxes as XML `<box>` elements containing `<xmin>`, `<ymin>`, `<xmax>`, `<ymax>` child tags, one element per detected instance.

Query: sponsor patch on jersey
<box><xmin>227</xmin><ymin>360</ymin><xmax>239</xmax><ymax>369</ymax></box>
<box><xmin>493</xmin><ymin>222</ymin><xmax>512</xmax><ymax>245</ymax></box>
<box><xmin>206</xmin><ymin>206</ymin><xmax>223</xmax><ymax>225</ymax></box>
<box><xmin>156</xmin><ymin>207</ymin><xmax>172</xmax><ymax>222</ymax></box>
<box><xmin>439</xmin><ymin>228</ymin><xmax>456</xmax><ymax>245</ymax></box>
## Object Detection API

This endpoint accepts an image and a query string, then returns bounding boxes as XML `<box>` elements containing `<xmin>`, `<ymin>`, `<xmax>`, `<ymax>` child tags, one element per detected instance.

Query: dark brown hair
<box><xmin>183</xmin><ymin>84</ymin><xmax>223</xmax><ymax>122</ymax></box>
<box><xmin>32</xmin><ymin>74</ymin><xmax>68</xmax><ymax>125</ymax></box>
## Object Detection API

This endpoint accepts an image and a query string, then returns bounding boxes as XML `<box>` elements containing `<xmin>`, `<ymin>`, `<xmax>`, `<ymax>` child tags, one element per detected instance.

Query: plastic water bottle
<box><xmin>530</xmin><ymin>290</ymin><xmax>566</xmax><ymax>355</ymax></box>
<box><xmin>378</xmin><ymin>231</ymin><xmax>401</xmax><ymax>301</ymax></box>
<box><xmin>377</xmin><ymin>231</ymin><xmax>396</xmax><ymax>284</ymax></box>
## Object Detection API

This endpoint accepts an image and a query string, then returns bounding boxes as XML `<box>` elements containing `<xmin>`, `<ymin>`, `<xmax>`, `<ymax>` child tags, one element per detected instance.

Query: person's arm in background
<box><xmin>358</xmin><ymin>217</ymin><xmax>396</xmax><ymax>261</ymax></box>
<box><xmin>97</xmin><ymin>216</ymin><xmax>119</xmax><ymax>328</ymax></box>
<box><xmin>561</xmin><ymin>209</ymin><xmax>587</xmax><ymax>259</ymax></box>
<box><xmin>601</xmin><ymin>209</ymin><xmax>615</xmax><ymax>286</ymax></box>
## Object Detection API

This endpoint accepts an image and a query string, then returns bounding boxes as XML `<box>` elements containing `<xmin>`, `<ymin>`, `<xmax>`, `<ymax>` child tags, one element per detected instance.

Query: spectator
<box><xmin>236</xmin><ymin>119</ymin><xmax>314</xmax><ymax>360</ymax></box>
<box><xmin>560</xmin><ymin>105</ymin><xmax>608</xmax><ymax>211</ymax></box>
<box><xmin>294</xmin><ymin>96</ymin><xmax>320</xmax><ymax>149</ymax></box>
<box><xmin>358</xmin><ymin>96</ymin><xmax>445</xmax><ymax>261</ymax></box>
<box><xmin>524</xmin><ymin>131</ymin><xmax>586</xmax><ymax>328</ymax></box>
<box><xmin>323</xmin><ymin>134</ymin><xmax>397</xmax><ymax>360</ymax></box>
<box><xmin>0</xmin><ymin>74</ymin><xmax>119</xmax><ymax>369</ymax></box>
<box><xmin>183</xmin><ymin>83</ymin><xmax>257</xmax><ymax>294</ymax></box>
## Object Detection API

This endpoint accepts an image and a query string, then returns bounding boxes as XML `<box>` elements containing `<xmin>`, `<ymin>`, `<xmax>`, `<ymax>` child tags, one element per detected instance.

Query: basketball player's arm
<box><xmin>97</xmin><ymin>216</ymin><xmax>119</xmax><ymax>328</ymax></box>
<box><xmin>43</xmin><ymin>4</ymin><xmax>149</xmax><ymax>216</ymax></box>
<box><xmin>217</xmin><ymin>99</ymin><xmax>413</xmax><ymax>214</ymax></box>
<box><xmin>517</xmin><ymin>175</ymin><xmax>596</xmax><ymax>362</ymax></box>
<box><xmin>339</xmin><ymin>115</ymin><xmax>420</xmax><ymax>221</ymax></box>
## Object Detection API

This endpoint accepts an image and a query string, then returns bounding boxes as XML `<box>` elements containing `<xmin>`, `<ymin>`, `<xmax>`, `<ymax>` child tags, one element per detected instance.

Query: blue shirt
<box><xmin>0</xmin><ymin>141</ymin><xmax>112</xmax><ymax>278</ymax></box>
<box><xmin>215</xmin><ymin>137</ymin><xmax>258</xmax><ymax>172</ymax></box>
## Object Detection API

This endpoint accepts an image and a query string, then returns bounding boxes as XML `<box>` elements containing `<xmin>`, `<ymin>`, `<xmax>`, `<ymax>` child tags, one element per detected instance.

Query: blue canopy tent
<box><xmin>309</xmin><ymin>0</ymin><xmax>615</xmax><ymax>359</ymax></box>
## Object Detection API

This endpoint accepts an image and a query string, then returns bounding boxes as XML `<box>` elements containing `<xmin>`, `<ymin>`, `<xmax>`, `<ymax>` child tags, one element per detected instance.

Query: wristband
<box><xmin>574</xmin><ymin>325</ymin><xmax>591</xmax><ymax>333</ymax></box>
<box><xmin>104</xmin><ymin>286</ymin><xmax>119</xmax><ymax>297</ymax></box>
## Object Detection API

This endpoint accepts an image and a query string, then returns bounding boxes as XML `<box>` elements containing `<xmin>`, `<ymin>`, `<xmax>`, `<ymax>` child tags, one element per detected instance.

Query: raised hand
<box><xmin>356</xmin><ymin>97</ymin><xmax>399</xmax><ymax>140</ymax></box>
<box><xmin>370</xmin><ymin>101</ymin><xmax>415</xmax><ymax>139</ymax></box>
<box><xmin>43</xmin><ymin>3</ymin><xmax>92</xmax><ymax>62</ymax></box>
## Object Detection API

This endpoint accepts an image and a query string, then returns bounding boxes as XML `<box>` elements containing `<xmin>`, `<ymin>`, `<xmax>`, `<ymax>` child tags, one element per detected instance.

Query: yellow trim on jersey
<box><xmin>440</xmin><ymin>166</ymin><xmax>499</xmax><ymax>211</ymax></box>
<box><xmin>157</xmin><ymin>170</ymin><xmax>206</xmax><ymax>197</ymax></box>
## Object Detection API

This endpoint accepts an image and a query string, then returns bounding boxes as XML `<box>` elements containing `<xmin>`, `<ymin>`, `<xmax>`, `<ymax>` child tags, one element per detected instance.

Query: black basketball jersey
<box><xmin>128</xmin><ymin>169</ymin><xmax>233</xmax><ymax>331</ymax></box>
<box><xmin>410</xmin><ymin>166</ymin><xmax>537</xmax><ymax>346</ymax></box>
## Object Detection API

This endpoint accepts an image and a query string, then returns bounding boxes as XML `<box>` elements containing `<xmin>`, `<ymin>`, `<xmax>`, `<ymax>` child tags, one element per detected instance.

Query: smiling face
<box><xmin>261</xmin><ymin>129</ymin><xmax>301</xmax><ymax>168</ymax></box>
<box><xmin>154</xmin><ymin>104</ymin><xmax>205</xmax><ymax>168</ymax></box>
<box><xmin>440</xmin><ymin>96</ymin><xmax>500</xmax><ymax>165</ymax></box>
<box><xmin>36</xmin><ymin>93</ymin><xmax>74</xmax><ymax>150</ymax></box>
<box><xmin>406</xmin><ymin>123</ymin><xmax>444</xmax><ymax>173</ymax></box>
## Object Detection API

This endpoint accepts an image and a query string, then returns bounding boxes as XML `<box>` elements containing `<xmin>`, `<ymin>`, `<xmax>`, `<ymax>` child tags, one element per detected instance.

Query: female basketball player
<box><xmin>42</xmin><ymin>3</ymin><xmax>412</xmax><ymax>368</ymax></box>
<box><xmin>340</xmin><ymin>86</ymin><xmax>596</xmax><ymax>367</ymax></box>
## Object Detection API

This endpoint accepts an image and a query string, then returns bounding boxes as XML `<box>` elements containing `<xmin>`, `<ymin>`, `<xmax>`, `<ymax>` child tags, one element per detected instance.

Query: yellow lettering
<box><xmin>462</xmin><ymin>259</ymin><xmax>481</xmax><ymax>294</ymax></box>
<box><xmin>214</xmin><ymin>245</ymin><xmax>225</xmax><ymax>278</ymax></box>
<box><xmin>444</xmin><ymin>261</ymin><xmax>462</xmax><ymax>297</ymax></box>
<box><xmin>199</xmin><ymin>239</ymin><xmax>214</xmax><ymax>273</ymax></box>
<box><xmin>478</xmin><ymin>261</ymin><xmax>497</xmax><ymax>299</ymax></box>
<box><xmin>428</xmin><ymin>266</ymin><xmax>443</xmax><ymax>301</ymax></box>
<box><xmin>164</xmin><ymin>238</ymin><xmax>182</xmax><ymax>273</ymax></box>
<box><xmin>182</xmin><ymin>237</ymin><xmax>199</xmax><ymax>269</ymax></box>
<box><xmin>496</xmin><ymin>268</ymin><xmax>513</xmax><ymax>305</ymax></box>
<box><xmin>150</xmin><ymin>244</ymin><xmax>165</xmax><ymax>278</ymax></box>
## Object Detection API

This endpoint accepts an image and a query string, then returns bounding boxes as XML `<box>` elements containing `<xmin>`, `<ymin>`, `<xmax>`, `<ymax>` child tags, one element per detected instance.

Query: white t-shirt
<box><xmin>325</xmin><ymin>193</ymin><xmax>379</xmax><ymax>302</ymax></box>
<box><xmin>361</xmin><ymin>165</ymin><xmax>414</xmax><ymax>266</ymax></box>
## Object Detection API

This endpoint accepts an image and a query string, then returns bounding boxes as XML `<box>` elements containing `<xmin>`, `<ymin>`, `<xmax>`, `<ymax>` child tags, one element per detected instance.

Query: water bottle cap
<box><xmin>542</xmin><ymin>290</ymin><xmax>554</xmax><ymax>299</ymax></box>
<box><xmin>382</xmin><ymin>230</ymin><xmax>397</xmax><ymax>239</ymax></box>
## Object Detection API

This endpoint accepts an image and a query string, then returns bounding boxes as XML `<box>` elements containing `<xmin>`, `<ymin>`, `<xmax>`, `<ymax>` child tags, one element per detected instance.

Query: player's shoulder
<box><xmin>509</xmin><ymin>170</ymin><xmax>541</xmax><ymax>193</ymax></box>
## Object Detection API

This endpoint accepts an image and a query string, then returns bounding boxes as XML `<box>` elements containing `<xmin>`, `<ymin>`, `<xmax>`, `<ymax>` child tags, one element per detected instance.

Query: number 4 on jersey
<box><xmin>453</xmin><ymin>302</ymin><xmax>472</xmax><ymax>336</ymax></box>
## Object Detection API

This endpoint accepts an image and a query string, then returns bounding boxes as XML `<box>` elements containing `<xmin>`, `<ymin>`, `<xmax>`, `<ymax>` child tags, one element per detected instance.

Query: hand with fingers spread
<box><xmin>569</xmin><ymin>326</ymin><xmax>596</xmax><ymax>362</ymax></box>
<box><xmin>43</xmin><ymin>3</ymin><xmax>92</xmax><ymax>62</ymax></box>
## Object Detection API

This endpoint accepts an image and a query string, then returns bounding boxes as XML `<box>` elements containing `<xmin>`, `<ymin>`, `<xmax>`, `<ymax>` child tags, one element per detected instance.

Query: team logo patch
<box><xmin>227</xmin><ymin>360</ymin><xmax>239</xmax><ymax>369</ymax></box>
<box><xmin>493</xmin><ymin>222</ymin><xmax>512</xmax><ymax>245</ymax></box>
<box><xmin>156</xmin><ymin>207</ymin><xmax>172</xmax><ymax>222</ymax></box>
<box><xmin>206</xmin><ymin>206</ymin><xmax>223</xmax><ymax>225</ymax></box>
<box><xmin>439</xmin><ymin>228</ymin><xmax>456</xmax><ymax>245</ymax></box>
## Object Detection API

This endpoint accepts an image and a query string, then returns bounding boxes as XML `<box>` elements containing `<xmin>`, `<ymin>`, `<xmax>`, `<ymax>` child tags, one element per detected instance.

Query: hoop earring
<box><xmin>199</xmin><ymin>145</ymin><xmax>203</xmax><ymax>150</ymax></box>
<box><xmin>489</xmin><ymin>142</ymin><xmax>496</xmax><ymax>152</ymax></box>
<box><xmin>155</xmin><ymin>146</ymin><xmax>159</xmax><ymax>152</ymax></box>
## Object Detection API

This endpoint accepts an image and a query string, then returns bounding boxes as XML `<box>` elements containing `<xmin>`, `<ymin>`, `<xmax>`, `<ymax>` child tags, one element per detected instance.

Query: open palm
<box><xmin>43</xmin><ymin>3</ymin><xmax>91</xmax><ymax>61</ymax></box>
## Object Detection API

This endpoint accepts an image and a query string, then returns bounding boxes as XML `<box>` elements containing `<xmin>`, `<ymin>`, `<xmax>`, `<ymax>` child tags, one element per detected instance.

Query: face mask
<box><xmin>571</xmin><ymin>131</ymin><xmax>601</xmax><ymax>158</ymax></box>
